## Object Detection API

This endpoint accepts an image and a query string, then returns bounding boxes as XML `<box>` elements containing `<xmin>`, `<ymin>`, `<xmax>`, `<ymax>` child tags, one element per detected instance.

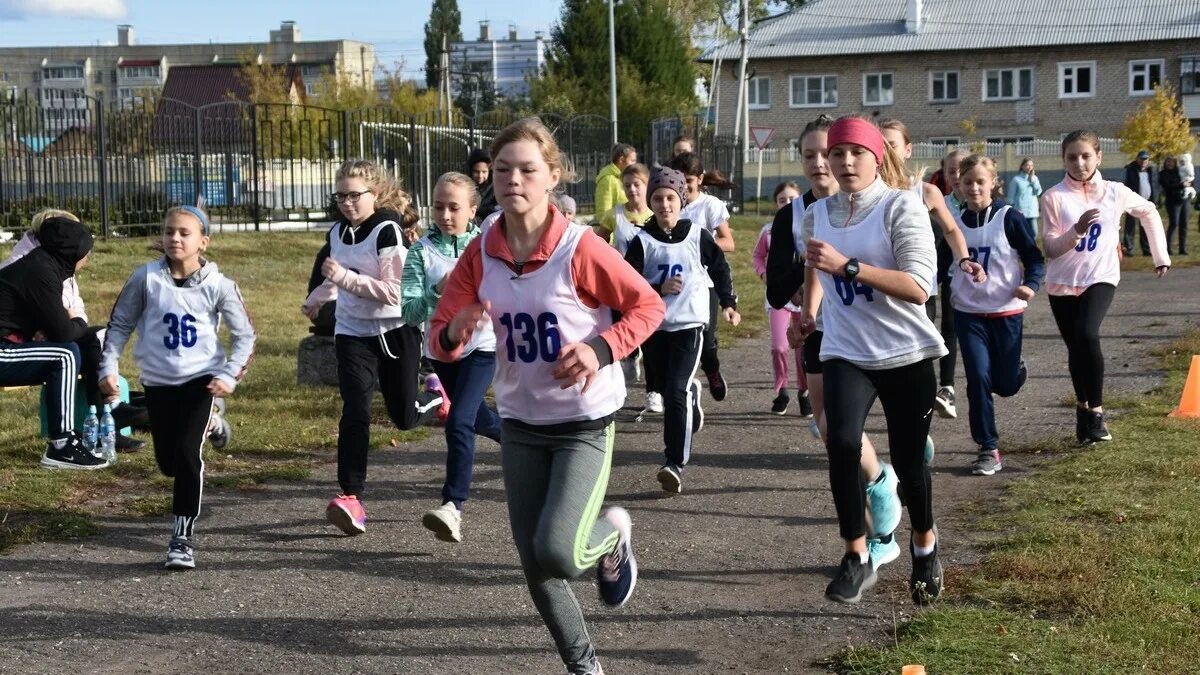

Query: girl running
<box><xmin>429</xmin><ymin>118</ymin><xmax>664</xmax><ymax>675</ymax></box>
<box><xmin>402</xmin><ymin>172</ymin><xmax>502</xmax><ymax>543</ymax></box>
<box><xmin>99</xmin><ymin>206</ymin><xmax>256</xmax><ymax>569</ymax></box>
<box><xmin>798</xmin><ymin>116</ymin><xmax>947</xmax><ymax>604</ymax></box>
<box><xmin>766</xmin><ymin>115</ymin><xmax>904</xmax><ymax>573</ymax></box>
<box><xmin>1042</xmin><ymin>130</ymin><xmax>1170</xmax><ymax>444</ymax></box>
<box><xmin>951</xmin><ymin>155</ymin><xmax>1045</xmax><ymax>475</ymax></box>
<box><xmin>625</xmin><ymin>165</ymin><xmax>740</xmax><ymax>494</ymax></box>
<box><xmin>302</xmin><ymin>160</ymin><xmax>446</xmax><ymax>535</ymax></box>
<box><xmin>879</xmin><ymin>122</ymin><xmax>984</xmax><ymax>422</ymax></box>
<box><xmin>753</xmin><ymin>182</ymin><xmax>810</xmax><ymax>416</ymax></box>
<box><xmin>668</xmin><ymin>152</ymin><xmax>733</xmax><ymax>403</ymax></box>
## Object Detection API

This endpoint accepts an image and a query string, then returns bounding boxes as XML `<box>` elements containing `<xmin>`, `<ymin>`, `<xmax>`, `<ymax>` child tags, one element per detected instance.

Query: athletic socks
<box><xmin>857</xmin><ymin>550</ymin><xmax>870</xmax><ymax>565</ymax></box>
<box><xmin>913</xmin><ymin>537</ymin><xmax>936</xmax><ymax>558</ymax></box>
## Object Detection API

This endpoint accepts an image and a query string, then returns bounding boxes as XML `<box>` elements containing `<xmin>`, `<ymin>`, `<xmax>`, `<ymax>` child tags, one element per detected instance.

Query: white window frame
<box><xmin>1128</xmin><ymin>59</ymin><xmax>1164</xmax><ymax>96</ymax></box>
<box><xmin>927</xmin><ymin>136</ymin><xmax>961</xmax><ymax>146</ymax></box>
<box><xmin>1058</xmin><ymin>61</ymin><xmax>1096</xmax><ymax>99</ymax></box>
<box><xmin>928</xmin><ymin>70</ymin><xmax>960</xmax><ymax>103</ymax></box>
<box><xmin>983</xmin><ymin>67</ymin><xmax>1034</xmax><ymax>101</ymax></box>
<box><xmin>862</xmin><ymin>72</ymin><xmax>893</xmax><ymax>106</ymax></box>
<box><xmin>747</xmin><ymin>75</ymin><xmax>770</xmax><ymax>110</ymax></box>
<box><xmin>789</xmin><ymin>74</ymin><xmax>838</xmax><ymax>108</ymax></box>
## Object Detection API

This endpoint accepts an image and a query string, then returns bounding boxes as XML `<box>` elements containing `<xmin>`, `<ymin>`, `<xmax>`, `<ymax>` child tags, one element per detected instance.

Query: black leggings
<box><xmin>699</xmin><ymin>289</ymin><xmax>720</xmax><ymax>375</ymax></box>
<box><xmin>823</xmin><ymin>358</ymin><xmax>937</xmax><ymax>541</ymax></box>
<box><xmin>145</xmin><ymin>376</ymin><xmax>214</xmax><ymax>534</ymax></box>
<box><xmin>924</xmin><ymin>282</ymin><xmax>957</xmax><ymax>387</ymax></box>
<box><xmin>1048</xmin><ymin>283</ymin><xmax>1116</xmax><ymax>408</ymax></box>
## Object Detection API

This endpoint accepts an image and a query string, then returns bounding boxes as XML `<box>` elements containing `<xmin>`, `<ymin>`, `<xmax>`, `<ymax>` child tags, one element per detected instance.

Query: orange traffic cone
<box><xmin>1169</xmin><ymin>355</ymin><xmax>1200</xmax><ymax>418</ymax></box>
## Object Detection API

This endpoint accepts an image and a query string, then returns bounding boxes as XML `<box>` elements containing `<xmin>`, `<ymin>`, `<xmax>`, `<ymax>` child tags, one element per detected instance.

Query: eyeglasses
<box><xmin>332</xmin><ymin>191</ymin><xmax>372</xmax><ymax>203</ymax></box>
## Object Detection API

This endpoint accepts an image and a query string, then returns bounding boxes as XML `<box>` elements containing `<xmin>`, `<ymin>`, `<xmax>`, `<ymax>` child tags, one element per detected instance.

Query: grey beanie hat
<box><xmin>648</xmin><ymin>165</ymin><xmax>688</xmax><ymax>206</ymax></box>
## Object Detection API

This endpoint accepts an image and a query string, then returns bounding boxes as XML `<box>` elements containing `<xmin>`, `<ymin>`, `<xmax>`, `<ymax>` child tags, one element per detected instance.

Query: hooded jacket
<box><xmin>0</xmin><ymin>217</ymin><xmax>93</xmax><ymax>343</ymax></box>
<box><xmin>400</xmin><ymin>223</ymin><xmax>483</xmax><ymax>326</ymax></box>
<box><xmin>594</xmin><ymin>163</ymin><xmax>627</xmax><ymax>216</ymax></box>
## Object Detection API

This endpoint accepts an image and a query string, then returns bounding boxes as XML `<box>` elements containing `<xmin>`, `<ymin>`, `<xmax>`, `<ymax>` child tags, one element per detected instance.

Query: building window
<box><xmin>1182</xmin><ymin>56</ymin><xmax>1200</xmax><ymax>94</ymax></box>
<box><xmin>119</xmin><ymin>65</ymin><xmax>160</xmax><ymax>79</ymax></box>
<box><xmin>1058</xmin><ymin>61</ymin><xmax>1096</xmax><ymax>98</ymax></box>
<box><xmin>1129</xmin><ymin>59</ymin><xmax>1163</xmax><ymax>96</ymax></box>
<box><xmin>42</xmin><ymin>66</ymin><xmax>84</xmax><ymax>80</ymax></box>
<box><xmin>927</xmin><ymin>136</ymin><xmax>961</xmax><ymax>146</ymax></box>
<box><xmin>986</xmin><ymin>136</ymin><xmax>1036</xmax><ymax>145</ymax></box>
<box><xmin>748</xmin><ymin>76</ymin><xmax>770</xmax><ymax>110</ymax></box>
<box><xmin>789</xmin><ymin>74</ymin><xmax>837</xmax><ymax>108</ymax></box>
<box><xmin>929</xmin><ymin>71</ymin><xmax>959</xmax><ymax>102</ymax></box>
<box><xmin>863</xmin><ymin>72</ymin><xmax>893</xmax><ymax>106</ymax></box>
<box><xmin>983</xmin><ymin>67</ymin><xmax>1033</xmax><ymax>101</ymax></box>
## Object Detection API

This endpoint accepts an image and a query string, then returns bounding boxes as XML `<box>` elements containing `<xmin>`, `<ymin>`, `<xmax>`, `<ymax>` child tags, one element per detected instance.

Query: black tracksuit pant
<box><xmin>145</xmin><ymin>375</ymin><xmax>214</xmax><ymax>539</ymax></box>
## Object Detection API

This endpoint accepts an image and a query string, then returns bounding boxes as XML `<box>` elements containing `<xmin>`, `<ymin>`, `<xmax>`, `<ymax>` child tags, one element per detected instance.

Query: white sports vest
<box><xmin>1045</xmin><ymin>182</ymin><xmax>1122</xmax><ymax>288</ymax></box>
<box><xmin>478</xmin><ymin>223</ymin><xmax>625</xmax><ymax>423</ymax></box>
<box><xmin>635</xmin><ymin>224</ymin><xmax>709</xmax><ymax>331</ymax></box>
<box><xmin>682</xmin><ymin>193</ymin><xmax>724</xmax><ymax>234</ymax></box>
<box><xmin>951</xmin><ymin>206</ymin><xmax>1027</xmax><ymax>315</ymax></box>
<box><xmin>418</xmin><ymin>236</ymin><xmax>496</xmax><ymax>359</ymax></box>
<box><xmin>612</xmin><ymin>209</ymin><xmax>642</xmax><ymax>256</ymax></box>
<box><xmin>814</xmin><ymin>194</ymin><xmax>946</xmax><ymax>366</ymax></box>
<box><xmin>328</xmin><ymin>220</ymin><xmax>407</xmax><ymax>336</ymax></box>
<box><xmin>760</xmin><ymin>222</ymin><xmax>801</xmax><ymax>312</ymax></box>
<box><xmin>133</xmin><ymin>262</ymin><xmax>227</xmax><ymax>386</ymax></box>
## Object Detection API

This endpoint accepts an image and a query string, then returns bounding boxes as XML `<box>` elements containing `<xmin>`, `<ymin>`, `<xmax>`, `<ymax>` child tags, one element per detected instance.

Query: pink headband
<box><xmin>826</xmin><ymin>118</ymin><xmax>885</xmax><ymax>166</ymax></box>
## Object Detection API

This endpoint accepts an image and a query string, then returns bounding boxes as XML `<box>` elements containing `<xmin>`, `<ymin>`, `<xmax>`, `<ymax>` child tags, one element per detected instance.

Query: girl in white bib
<box><xmin>800</xmin><ymin>116</ymin><xmax>947</xmax><ymax>606</ymax></box>
<box><xmin>429</xmin><ymin>119</ymin><xmax>665</xmax><ymax>675</ymax></box>
<box><xmin>951</xmin><ymin>155</ymin><xmax>1045</xmax><ymax>477</ymax></box>
<box><xmin>1041</xmin><ymin>130</ymin><xmax>1170</xmax><ymax>444</ymax></box>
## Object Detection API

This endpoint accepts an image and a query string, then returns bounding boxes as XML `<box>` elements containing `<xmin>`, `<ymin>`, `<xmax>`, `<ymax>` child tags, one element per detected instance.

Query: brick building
<box><xmin>701</xmin><ymin>0</ymin><xmax>1200</xmax><ymax>150</ymax></box>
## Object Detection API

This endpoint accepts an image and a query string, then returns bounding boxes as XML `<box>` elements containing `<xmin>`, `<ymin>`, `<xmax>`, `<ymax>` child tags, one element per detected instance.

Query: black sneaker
<box><xmin>656</xmin><ymin>464</ymin><xmax>682</xmax><ymax>494</ymax></box>
<box><xmin>40</xmin><ymin>435</ymin><xmax>110</xmax><ymax>471</ymax></box>
<box><xmin>934</xmin><ymin>386</ymin><xmax>957</xmax><ymax>419</ymax></box>
<box><xmin>798</xmin><ymin>389</ymin><xmax>814</xmax><ymax>418</ymax></box>
<box><xmin>706</xmin><ymin>370</ymin><xmax>727</xmax><ymax>402</ymax></box>
<box><xmin>1075</xmin><ymin>407</ymin><xmax>1089</xmax><ymax>444</ymax></box>
<box><xmin>116</xmin><ymin>434</ymin><xmax>146</xmax><ymax>453</ymax></box>
<box><xmin>909</xmin><ymin>536</ymin><xmax>944</xmax><ymax>605</ymax></box>
<box><xmin>1086</xmin><ymin>410</ymin><xmax>1112</xmax><ymax>443</ymax></box>
<box><xmin>596</xmin><ymin>507</ymin><xmax>637</xmax><ymax>607</ymax></box>
<box><xmin>1012</xmin><ymin>359</ymin><xmax>1028</xmax><ymax>396</ymax></box>
<box><xmin>824</xmin><ymin>552</ymin><xmax>877</xmax><ymax>603</ymax></box>
<box><xmin>770</xmin><ymin>390</ymin><xmax>790</xmax><ymax>415</ymax></box>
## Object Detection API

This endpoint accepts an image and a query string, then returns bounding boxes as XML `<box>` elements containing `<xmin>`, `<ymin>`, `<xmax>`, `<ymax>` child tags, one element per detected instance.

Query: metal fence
<box><xmin>1</xmin><ymin>94</ymin><xmax>741</xmax><ymax>236</ymax></box>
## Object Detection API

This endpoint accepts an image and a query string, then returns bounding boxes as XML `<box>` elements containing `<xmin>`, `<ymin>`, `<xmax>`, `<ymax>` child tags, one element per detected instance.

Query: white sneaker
<box><xmin>645</xmin><ymin>391</ymin><xmax>664</xmax><ymax>414</ymax></box>
<box><xmin>422</xmin><ymin>502</ymin><xmax>462</xmax><ymax>543</ymax></box>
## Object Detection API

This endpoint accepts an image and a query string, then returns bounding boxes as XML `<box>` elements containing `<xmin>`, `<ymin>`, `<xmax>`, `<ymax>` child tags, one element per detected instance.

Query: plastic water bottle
<box><xmin>82</xmin><ymin>405</ymin><xmax>99</xmax><ymax>450</ymax></box>
<box><xmin>99</xmin><ymin>403</ymin><xmax>117</xmax><ymax>462</ymax></box>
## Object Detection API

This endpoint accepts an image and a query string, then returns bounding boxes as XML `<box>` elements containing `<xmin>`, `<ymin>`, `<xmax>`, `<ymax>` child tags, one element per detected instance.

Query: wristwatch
<box><xmin>843</xmin><ymin>258</ymin><xmax>860</xmax><ymax>280</ymax></box>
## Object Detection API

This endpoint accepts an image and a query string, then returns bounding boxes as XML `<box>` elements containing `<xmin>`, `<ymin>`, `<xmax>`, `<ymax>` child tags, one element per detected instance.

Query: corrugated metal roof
<box><xmin>702</xmin><ymin>0</ymin><xmax>1200</xmax><ymax>60</ymax></box>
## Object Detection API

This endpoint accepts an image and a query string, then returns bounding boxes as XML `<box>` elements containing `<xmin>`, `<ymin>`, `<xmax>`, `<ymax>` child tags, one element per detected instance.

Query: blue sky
<box><xmin>0</xmin><ymin>0</ymin><xmax>562</xmax><ymax>79</ymax></box>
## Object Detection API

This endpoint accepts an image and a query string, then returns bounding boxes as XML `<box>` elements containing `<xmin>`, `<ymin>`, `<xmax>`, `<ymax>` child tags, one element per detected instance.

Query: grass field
<box><xmin>831</xmin><ymin>329</ymin><xmax>1200</xmax><ymax>674</ymax></box>
<box><xmin>0</xmin><ymin>218</ymin><xmax>768</xmax><ymax>552</ymax></box>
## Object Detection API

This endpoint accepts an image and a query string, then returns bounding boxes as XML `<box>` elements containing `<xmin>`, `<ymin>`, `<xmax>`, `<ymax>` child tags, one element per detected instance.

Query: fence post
<box><xmin>95</xmin><ymin>96</ymin><xmax>110</xmax><ymax>238</ymax></box>
<box><xmin>340</xmin><ymin>109</ymin><xmax>349</xmax><ymax>162</ymax></box>
<box><xmin>250</xmin><ymin>104</ymin><xmax>260</xmax><ymax>232</ymax></box>
<box><xmin>192</xmin><ymin>107</ymin><xmax>203</xmax><ymax>208</ymax></box>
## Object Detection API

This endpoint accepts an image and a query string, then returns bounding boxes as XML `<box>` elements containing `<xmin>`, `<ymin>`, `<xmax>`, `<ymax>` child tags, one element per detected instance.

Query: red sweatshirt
<box><xmin>429</xmin><ymin>206</ymin><xmax>664</xmax><ymax>364</ymax></box>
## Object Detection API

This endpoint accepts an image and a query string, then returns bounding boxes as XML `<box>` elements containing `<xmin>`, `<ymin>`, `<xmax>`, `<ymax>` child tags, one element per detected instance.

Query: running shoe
<box><xmin>645</xmin><ymin>391</ymin><xmax>664</xmax><ymax>414</ymax></box>
<box><xmin>809</xmin><ymin>419</ymin><xmax>822</xmax><ymax>440</ymax></box>
<box><xmin>597</xmin><ymin>507</ymin><xmax>637</xmax><ymax>608</ymax></box>
<box><xmin>208</xmin><ymin>399</ymin><xmax>231</xmax><ymax>449</ymax></box>
<box><xmin>825</xmin><ymin>552</ymin><xmax>877</xmax><ymax>603</ymax></box>
<box><xmin>40</xmin><ymin>435</ymin><xmax>110</xmax><ymax>471</ymax></box>
<box><xmin>868</xmin><ymin>533</ymin><xmax>900</xmax><ymax>570</ymax></box>
<box><xmin>656</xmin><ymin>464</ymin><xmax>682</xmax><ymax>494</ymax></box>
<box><xmin>326</xmin><ymin>494</ymin><xmax>367</xmax><ymax>535</ymax></box>
<box><xmin>865</xmin><ymin>462</ymin><xmax>901</xmax><ymax>537</ymax></box>
<box><xmin>934</xmin><ymin>386</ymin><xmax>957</xmax><ymax>419</ymax></box>
<box><xmin>1075</xmin><ymin>407</ymin><xmax>1089</xmax><ymax>444</ymax></box>
<box><xmin>924</xmin><ymin>435</ymin><xmax>936</xmax><ymax>465</ymax></box>
<box><xmin>706</xmin><ymin>370</ymin><xmax>728</xmax><ymax>402</ymax></box>
<box><xmin>798</xmin><ymin>389</ymin><xmax>814</xmax><ymax>418</ymax></box>
<box><xmin>770</xmin><ymin>390</ymin><xmax>790</xmax><ymax>415</ymax></box>
<box><xmin>425</xmin><ymin>374</ymin><xmax>451</xmax><ymax>423</ymax></box>
<box><xmin>164</xmin><ymin>537</ymin><xmax>195</xmax><ymax>570</ymax></box>
<box><xmin>1086</xmin><ymin>410</ymin><xmax>1112</xmax><ymax>443</ymax></box>
<box><xmin>690</xmin><ymin>379</ymin><xmax>704</xmax><ymax>433</ymax></box>
<box><xmin>910</xmin><ymin>534</ymin><xmax>944</xmax><ymax>605</ymax></box>
<box><xmin>422</xmin><ymin>501</ymin><xmax>462</xmax><ymax>543</ymax></box>
<box><xmin>971</xmin><ymin>448</ymin><xmax>1003</xmax><ymax>476</ymax></box>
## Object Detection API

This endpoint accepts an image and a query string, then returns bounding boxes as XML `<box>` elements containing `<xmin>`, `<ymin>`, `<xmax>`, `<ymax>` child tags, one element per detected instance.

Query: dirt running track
<box><xmin>3</xmin><ymin>266</ymin><xmax>1198</xmax><ymax>674</ymax></box>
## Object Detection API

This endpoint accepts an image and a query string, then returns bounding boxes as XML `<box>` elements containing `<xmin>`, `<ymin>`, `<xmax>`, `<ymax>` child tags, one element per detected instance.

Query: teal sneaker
<box><xmin>868</xmin><ymin>533</ymin><xmax>900</xmax><ymax>570</ymax></box>
<box><xmin>865</xmin><ymin>462</ymin><xmax>901</xmax><ymax>537</ymax></box>
<box><xmin>924</xmin><ymin>435</ymin><xmax>936</xmax><ymax>464</ymax></box>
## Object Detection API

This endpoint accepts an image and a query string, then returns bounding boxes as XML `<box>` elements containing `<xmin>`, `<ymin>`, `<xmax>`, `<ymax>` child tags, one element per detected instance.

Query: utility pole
<box><xmin>440</xmin><ymin>34</ymin><xmax>451</xmax><ymax>126</ymax></box>
<box><xmin>732</xmin><ymin>0</ymin><xmax>749</xmax><ymax>156</ymax></box>
<box><xmin>608</xmin><ymin>0</ymin><xmax>618</xmax><ymax>145</ymax></box>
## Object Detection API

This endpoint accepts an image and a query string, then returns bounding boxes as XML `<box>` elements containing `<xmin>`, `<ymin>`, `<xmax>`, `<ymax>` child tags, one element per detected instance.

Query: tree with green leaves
<box><xmin>533</xmin><ymin>0</ymin><xmax>698</xmax><ymax>136</ymax></box>
<box><xmin>424</xmin><ymin>0</ymin><xmax>463</xmax><ymax>90</ymax></box>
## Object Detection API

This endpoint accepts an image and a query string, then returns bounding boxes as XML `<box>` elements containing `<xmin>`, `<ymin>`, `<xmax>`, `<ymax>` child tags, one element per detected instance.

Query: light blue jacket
<box><xmin>1007</xmin><ymin>173</ymin><xmax>1043</xmax><ymax>219</ymax></box>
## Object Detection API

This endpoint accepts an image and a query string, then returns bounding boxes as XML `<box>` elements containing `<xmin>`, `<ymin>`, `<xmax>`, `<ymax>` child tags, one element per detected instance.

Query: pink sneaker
<box><xmin>425</xmin><ymin>374</ymin><xmax>451</xmax><ymax>423</ymax></box>
<box><xmin>326</xmin><ymin>494</ymin><xmax>366</xmax><ymax>535</ymax></box>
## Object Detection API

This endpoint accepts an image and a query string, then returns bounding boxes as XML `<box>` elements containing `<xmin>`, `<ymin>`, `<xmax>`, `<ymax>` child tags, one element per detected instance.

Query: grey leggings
<box><xmin>501</xmin><ymin>420</ymin><xmax>620</xmax><ymax>674</ymax></box>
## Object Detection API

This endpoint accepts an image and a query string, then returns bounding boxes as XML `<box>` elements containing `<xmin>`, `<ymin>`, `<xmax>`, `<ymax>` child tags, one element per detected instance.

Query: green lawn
<box><xmin>831</xmin><ymin>330</ymin><xmax>1200</xmax><ymax>674</ymax></box>
<box><xmin>0</xmin><ymin>220</ymin><xmax>766</xmax><ymax>552</ymax></box>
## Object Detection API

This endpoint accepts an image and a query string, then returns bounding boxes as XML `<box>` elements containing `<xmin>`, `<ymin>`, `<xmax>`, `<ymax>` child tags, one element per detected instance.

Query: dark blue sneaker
<box><xmin>596</xmin><ymin>507</ymin><xmax>637</xmax><ymax>608</ymax></box>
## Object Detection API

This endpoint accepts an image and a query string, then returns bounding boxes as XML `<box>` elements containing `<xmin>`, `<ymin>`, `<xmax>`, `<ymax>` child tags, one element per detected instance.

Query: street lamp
<box><xmin>608</xmin><ymin>0</ymin><xmax>618</xmax><ymax>145</ymax></box>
